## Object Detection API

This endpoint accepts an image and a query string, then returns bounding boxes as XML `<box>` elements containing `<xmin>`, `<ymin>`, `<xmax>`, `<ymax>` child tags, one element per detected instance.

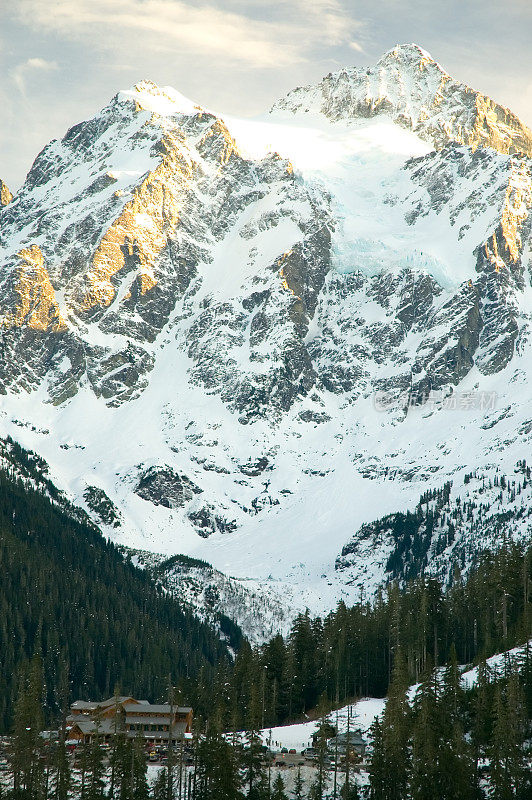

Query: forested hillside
<box><xmin>0</xmin><ymin>438</ymin><xmax>233</xmax><ymax>731</ymax></box>
<box><xmin>207</xmin><ymin>543</ymin><xmax>532</xmax><ymax>731</ymax></box>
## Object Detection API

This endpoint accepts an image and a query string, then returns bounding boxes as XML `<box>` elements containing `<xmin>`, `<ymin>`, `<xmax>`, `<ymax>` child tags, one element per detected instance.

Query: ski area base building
<box><xmin>66</xmin><ymin>696</ymin><xmax>193</xmax><ymax>746</ymax></box>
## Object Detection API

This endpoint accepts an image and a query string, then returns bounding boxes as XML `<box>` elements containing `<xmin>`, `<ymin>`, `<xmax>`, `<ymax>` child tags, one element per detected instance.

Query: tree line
<box><xmin>0</xmin><ymin>447</ymin><xmax>234</xmax><ymax>732</ymax></box>
<box><xmin>368</xmin><ymin>647</ymin><xmax>532</xmax><ymax>799</ymax></box>
<box><xmin>203</xmin><ymin>543</ymin><xmax>531</xmax><ymax>732</ymax></box>
<box><xmin>2</xmin><ymin>644</ymin><xmax>531</xmax><ymax>799</ymax></box>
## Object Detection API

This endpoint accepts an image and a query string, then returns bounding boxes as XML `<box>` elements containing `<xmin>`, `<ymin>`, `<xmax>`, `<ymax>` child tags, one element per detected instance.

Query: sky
<box><xmin>1</xmin><ymin>0</ymin><xmax>532</xmax><ymax>190</ymax></box>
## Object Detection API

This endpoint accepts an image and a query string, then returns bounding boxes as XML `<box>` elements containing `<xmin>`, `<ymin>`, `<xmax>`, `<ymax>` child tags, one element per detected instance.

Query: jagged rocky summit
<box><xmin>272</xmin><ymin>43</ymin><xmax>532</xmax><ymax>157</ymax></box>
<box><xmin>1</xmin><ymin>45</ymin><xmax>532</xmax><ymax>632</ymax></box>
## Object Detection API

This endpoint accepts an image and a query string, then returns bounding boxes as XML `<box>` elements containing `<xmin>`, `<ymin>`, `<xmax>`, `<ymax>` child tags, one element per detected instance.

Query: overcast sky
<box><xmin>2</xmin><ymin>0</ymin><xmax>532</xmax><ymax>190</ymax></box>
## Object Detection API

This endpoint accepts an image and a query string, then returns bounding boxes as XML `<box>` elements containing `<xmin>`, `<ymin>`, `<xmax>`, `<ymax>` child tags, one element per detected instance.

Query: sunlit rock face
<box><xmin>0</xmin><ymin>80</ymin><xmax>331</xmax><ymax>408</ymax></box>
<box><xmin>273</xmin><ymin>43</ymin><xmax>532</xmax><ymax>158</ymax></box>
<box><xmin>2</xmin><ymin>48</ymin><xmax>532</xmax><ymax>606</ymax></box>
<box><xmin>0</xmin><ymin>180</ymin><xmax>12</xmax><ymax>207</ymax></box>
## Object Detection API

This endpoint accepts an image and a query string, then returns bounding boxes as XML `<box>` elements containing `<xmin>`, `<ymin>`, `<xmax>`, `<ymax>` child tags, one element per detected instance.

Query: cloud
<box><xmin>12</xmin><ymin>0</ymin><xmax>360</xmax><ymax>69</ymax></box>
<box><xmin>10</xmin><ymin>57</ymin><xmax>58</xmax><ymax>95</ymax></box>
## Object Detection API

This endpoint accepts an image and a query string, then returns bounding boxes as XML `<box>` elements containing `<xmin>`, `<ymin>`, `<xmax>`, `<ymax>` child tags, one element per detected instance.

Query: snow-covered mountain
<box><xmin>272</xmin><ymin>43</ymin><xmax>532</xmax><ymax>157</ymax></box>
<box><xmin>1</xmin><ymin>43</ymin><xmax>532</xmax><ymax>634</ymax></box>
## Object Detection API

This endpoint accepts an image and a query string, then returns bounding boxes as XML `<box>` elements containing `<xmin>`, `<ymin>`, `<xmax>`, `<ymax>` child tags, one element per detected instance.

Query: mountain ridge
<box><xmin>272</xmin><ymin>43</ymin><xmax>532</xmax><ymax>158</ymax></box>
<box><xmin>1</xmin><ymin>45</ymin><xmax>532</xmax><ymax>634</ymax></box>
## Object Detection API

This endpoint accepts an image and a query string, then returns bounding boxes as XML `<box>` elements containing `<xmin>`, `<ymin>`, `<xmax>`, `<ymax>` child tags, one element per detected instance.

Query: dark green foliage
<box><xmin>195</xmin><ymin>725</ymin><xmax>242</xmax><ymax>800</ymax></box>
<box><xmin>369</xmin><ymin>659</ymin><xmax>530</xmax><ymax>800</ymax></box>
<box><xmin>368</xmin><ymin>651</ymin><xmax>411</xmax><ymax>800</ymax></box>
<box><xmin>487</xmin><ymin>675</ymin><xmax>529</xmax><ymax>800</ymax></box>
<box><xmin>0</xmin><ymin>441</ymin><xmax>232</xmax><ymax>731</ymax></box>
<box><xmin>9</xmin><ymin>656</ymin><xmax>46</xmax><ymax>799</ymax></box>
<box><xmin>218</xmin><ymin>542</ymin><xmax>532</xmax><ymax>733</ymax></box>
<box><xmin>271</xmin><ymin>773</ymin><xmax>287</xmax><ymax>800</ymax></box>
<box><xmin>154</xmin><ymin>554</ymin><xmax>212</xmax><ymax>574</ymax></box>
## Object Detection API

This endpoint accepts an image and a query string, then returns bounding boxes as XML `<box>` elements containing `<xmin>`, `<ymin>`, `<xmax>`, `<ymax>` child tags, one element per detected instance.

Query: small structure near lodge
<box><xmin>66</xmin><ymin>695</ymin><xmax>192</xmax><ymax>746</ymax></box>
<box><xmin>327</xmin><ymin>731</ymin><xmax>366</xmax><ymax>757</ymax></box>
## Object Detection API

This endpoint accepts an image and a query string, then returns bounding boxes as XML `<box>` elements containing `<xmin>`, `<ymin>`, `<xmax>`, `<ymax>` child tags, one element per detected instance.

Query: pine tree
<box><xmin>410</xmin><ymin>673</ymin><xmax>438</xmax><ymax>800</ymax></box>
<box><xmin>83</xmin><ymin>732</ymin><xmax>105</xmax><ymax>800</ymax></box>
<box><xmin>271</xmin><ymin>773</ymin><xmax>287</xmax><ymax>800</ymax></box>
<box><xmin>195</xmin><ymin>724</ymin><xmax>242</xmax><ymax>800</ymax></box>
<box><xmin>131</xmin><ymin>735</ymin><xmax>150</xmax><ymax>800</ymax></box>
<box><xmin>436</xmin><ymin>647</ymin><xmax>479</xmax><ymax>800</ymax></box>
<box><xmin>471</xmin><ymin>658</ymin><xmax>492</xmax><ymax>766</ymax></box>
<box><xmin>115</xmin><ymin>735</ymin><xmax>135</xmax><ymax>800</ymax></box>
<box><xmin>368</xmin><ymin>650</ymin><xmax>410</xmax><ymax>800</ymax></box>
<box><xmin>488</xmin><ymin>674</ymin><xmax>528</xmax><ymax>800</ymax></box>
<box><xmin>51</xmin><ymin>734</ymin><xmax>71</xmax><ymax>800</ymax></box>
<box><xmin>368</xmin><ymin>716</ymin><xmax>386</xmax><ymax>800</ymax></box>
<box><xmin>292</xmin><ymin>767</ymin><xmax>304</xmax><ymax>800</ymax></box>
<box><xmin>10</xmin><ymin>656</ymin><xmax>46</xmax><ymax>799</ymax></box>
<box><xmin>310</xmin><ymin>694</ymin><xmax>330</xmax><ymax>800</ymax></box>
<box><xmin>242</xmin><ymin>684</ymin><xmax>266</xmax><ymax>800</ymax></box>
<box><xmin>152</xmin><ymin>768</ymin><xmax>168</xmax><ymax>800</ymax></box>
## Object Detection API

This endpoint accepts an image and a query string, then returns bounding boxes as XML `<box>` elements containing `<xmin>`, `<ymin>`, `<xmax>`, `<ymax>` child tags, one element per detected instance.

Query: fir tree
<box><xmin>368</xmin><ymin>650</ymin><xmax>410</xmax><ymax>800</ymax></box>
<box><xmin>292</xmin><ymin>767</ymin><xmax>304</xmax><ymax>800</ymax></box>
<box><xmin>10</xmin><ymin>656</ymin><xmax>46</xmax><ymax>799</ymax></box>
<box><xmin>271</xmin><ymin>773</ymin><xmax>287</xmax><ymax>800</ymax></box>
<box><xmin>488</xmin><ymin>674</ymin><xmax>528</xmax><ymax>800</ymax></box>
<box><xmin>242</xmin><ymin>684</ymin><xmax>266</xmax><ymax>800</ymax></box>
<box><xmin>83</xmin><ymin>733</ymin><xmax>105</xmax><ymax>800</ymax></box>
<box><xmin>195</xmin><ymin>725</ymin><xmax>242</xmax><ymax>800</ymax></box>
<box><xmin>152</xmin><ymin>768</ymin><xmax>168</xmax><ymax>800</ymax></box>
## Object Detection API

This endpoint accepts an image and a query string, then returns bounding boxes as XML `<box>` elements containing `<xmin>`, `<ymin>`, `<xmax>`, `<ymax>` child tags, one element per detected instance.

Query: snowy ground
<box><xmin>260</xmin><ymin>697</ymin><xmax>386</xmax><ymax>751</ymax></box>
<box><xmin>259</xmin><ymin>638</ymin><xmax>532</xmax><ymax>751</ymax></box>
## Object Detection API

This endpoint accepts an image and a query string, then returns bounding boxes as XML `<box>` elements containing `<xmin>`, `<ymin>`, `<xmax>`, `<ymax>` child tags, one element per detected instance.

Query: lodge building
<box><xmin>66</xmin><ymin>695</ymin><xmax>193</xmax><ymax>746</ymax></box>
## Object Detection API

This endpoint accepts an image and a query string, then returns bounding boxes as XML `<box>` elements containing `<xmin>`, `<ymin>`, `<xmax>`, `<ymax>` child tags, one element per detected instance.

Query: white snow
<box><xmin>1</xmin><ymin>68</ymin><xmax>531</xmax><ymax>634</ymax></box>
<box><xmin>260</xmin><ymin>698</ymin><xmax>386</xmax><ymax>751</ymax></box>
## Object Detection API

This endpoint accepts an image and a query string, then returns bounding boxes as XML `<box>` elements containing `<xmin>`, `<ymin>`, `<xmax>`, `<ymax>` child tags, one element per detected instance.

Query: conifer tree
<box><xmin>410</xmin><ymin>672</ymin><xmax>438</xmax><ymax>800</ymax></box>
<box><xmin>130</xmin><ymin>736</ymin><xmax>150</xmax><ymax>800</ymax></box>
<box><xmin>242</xmin><ymin>684</ymin><xmax>266</xmax><ymax>800</ymax></box>
<box><xmin>437</xmin><ymin>647</ymin><xmax>479</xmax><ymax>800</ymax></box>
<box><xmin>83</xmin><ymin>732</ymin><xmax>105</xmax><ymax>800</ymax></box>
<box><xmin>271</xmin><ymin>773</ymin><xmax>287</xmax><ymax>800</ymax></box>
<box><xmin>195</xmin><ymin>723</ymin><xmax>242</xmax><ymax>800</ymax></box>
<box><xmin>152</xmin><ymin>768</ymin><xmax>168</xmax><ymax>800</ymax></box>
<box><xmin>291</xmin><ymin>767</ymin><xmax>304</xmax><ymax>800</ymax></box>
<box><xmin>368</xmin><ymin>716</ymin><xmax>386</xmax><ymax>800</ymax></box>
<box><xmin>310</xmin><ymin>694</ymin><xmax>330</xmax><ymax>800</ymax></box>
<box><xmin>10</xmin><ymin>656</ymin><xmax>46</xmax><ymax>799</ymax></box>
<box><xmin>369</xmin><ymin>649</ymin><xmax>410</xmax><ymax>800</ymax></box>
<box><xmin>488</xmin><ymin>674</ymin><xmax>528</xmax><ymax>800</ymax></box>
<box><xmin>51</xmin><ymin>733</ymin><xmax>71</xmax><ymax>800</ymax></box>
<box><xmin>471</xmin><ymin>658</ymin><xmax>492</xmax><ymax>767</ymax></box>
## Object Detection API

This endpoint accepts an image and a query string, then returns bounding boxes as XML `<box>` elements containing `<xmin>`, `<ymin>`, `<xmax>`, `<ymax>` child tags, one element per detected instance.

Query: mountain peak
<box><xmin>272</xmin><ymin>45</ymin><xmax>532</xmax><ymax>158</ymax></box>
<box><xmin>117</xmin><ymin>80</ymin><xmax>203</xmax><ymax>119</ymax></box>
<box><xmin>382</xmin><ymin>42</ymin><xmax>437</xmax><ymax>64</ymax></box>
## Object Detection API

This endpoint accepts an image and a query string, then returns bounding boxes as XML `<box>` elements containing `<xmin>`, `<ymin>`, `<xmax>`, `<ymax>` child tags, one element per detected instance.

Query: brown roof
<box><xmin>122</xmin><ymin>703</ymin><xmax>192</xmax><ymax>715</ymax></box>
<box><xmin>99</xmin><ymin>696</ymin><xmax>139</xmax><ymax>708</ymax></box>
<box><xmin>68</xmin><ymin>718</ymin><xmax>187</xmax><ymax>738</ymax></box>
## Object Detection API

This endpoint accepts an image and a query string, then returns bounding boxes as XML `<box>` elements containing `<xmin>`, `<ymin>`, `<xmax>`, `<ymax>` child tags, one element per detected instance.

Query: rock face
<box><xmin>272</xmin><ymin>44</ymin><xmax>532</xmax><ymax>158</ymax></box>
<box><xmin>2</xmin><ymin>50</ymin><xmax>532</xmax><ymax>620</ymax></box>
<box><xmin>135</xmin><ymin>467</ymin><xmax>202</xmax><ymax>509</ymax></box>
<box><xmin>0</xmin><ymin>81</ymin><xmax>330</xmax><ymax>412</ymax></box>
<box><xmin>0</xmin><ymin>180</ymin><xmax>12</xmax><ymax>207</ymax></box>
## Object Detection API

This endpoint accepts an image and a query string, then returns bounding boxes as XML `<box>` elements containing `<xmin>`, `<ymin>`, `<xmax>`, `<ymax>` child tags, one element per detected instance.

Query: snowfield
<box><xmin>1</xmin><ymin>45</ymin><xmax>532</xmax><ymax>636</ymax></box>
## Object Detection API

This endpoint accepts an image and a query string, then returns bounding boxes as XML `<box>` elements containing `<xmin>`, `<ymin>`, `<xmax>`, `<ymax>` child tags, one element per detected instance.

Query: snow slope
<box><xmin>259</xmin><ymin>638</ymin><xmax>532</xmax><ymax>751</ymax></box>
<box><xmin>1</xmin><ymin>45</ymin><xmax>532</xmax><ymax>634</ymax></box>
